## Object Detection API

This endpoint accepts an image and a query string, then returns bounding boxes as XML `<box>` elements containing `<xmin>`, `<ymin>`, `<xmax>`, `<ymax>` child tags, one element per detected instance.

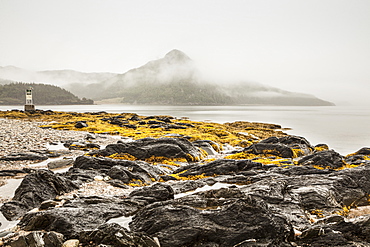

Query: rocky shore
<box><xmin>1</xmin><ymin>110</ymin><xmax>370</xmax><ymax>246</ymax></box>
<box><xmin>0</xmin><ymin>118</ymin><xmax>119</xmax><ymax>170</ymax></box>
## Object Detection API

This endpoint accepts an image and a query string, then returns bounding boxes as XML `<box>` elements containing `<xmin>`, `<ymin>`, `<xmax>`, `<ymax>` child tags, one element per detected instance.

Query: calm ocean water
<box><xmin>1</xmin><ymin>104</ymin><xmax>369</xmax><ymax>155</ymax></box>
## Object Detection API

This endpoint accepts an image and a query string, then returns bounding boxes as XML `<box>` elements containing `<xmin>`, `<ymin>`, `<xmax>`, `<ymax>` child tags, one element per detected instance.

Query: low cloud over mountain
<box><xmin>0</xmin><ymin>50</ymin><xmax>334</xmax><ymax>106</ymax></box>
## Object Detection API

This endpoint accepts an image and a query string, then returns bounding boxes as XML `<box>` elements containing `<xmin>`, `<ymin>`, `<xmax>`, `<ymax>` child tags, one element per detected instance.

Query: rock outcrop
<box><xmin>90</xmin><ymin>137</ymin><xmax>204</xmax><ymax>162</ymax></box>
<box><xmin>1</xmin><ymin>169</ymin><xmax>78</xmax><ymax>221</ymax></box>
<box><xmin>3</xmin><ymin>116</ymin><xmax>370</xmax><ymax>246</ymax></box>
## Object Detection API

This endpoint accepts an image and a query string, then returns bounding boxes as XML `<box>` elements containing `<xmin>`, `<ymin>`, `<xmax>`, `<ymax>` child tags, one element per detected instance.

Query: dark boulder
<box><xmin>0</xmin><ymin>169</ymin><xmax>78</xmax><ymax>220</ymax></box>
<box><xmin>243</xmin><ymin>143</ymin><xmax>295</xmax><ymax>158</ymax></box>
<box><xmin>18</xmin><ymin>196</ymin><xmax>144</xmax><ymax>239</ymax></box>
<box><xmin>261</xmin><ymin>135</ymin><xmax>311</xmax><ymax>145</ymax></box>
<box><xmin>297</xmin><ymin>150</ymin><xmax>346</xmax><ymax>169</ymax></box>
<box><xmin>89</xmin><ymin>137</ymin><xmax>204</xmax><ymax>162</ymax></box>
<box><xmin>79</xmin><ymin>223</ymin><xmax>160</xmax><ymax>247</ymax></box>
<box><xmin>62</xmin><ymin>167</ymin><xmax>104</xmax><ymax>184</ymax></box>
<box><xmin>130</xmin><ymin>196</ymin><xmax>294</xmax><ymax>247</ymax></box>
<box><xmin>73</xmin><ymin>156</ymin><xmax>162</xmax><ymax>184</ymax></box>
<box><xmin>107</xmin><ymin>165</ymin><xmax>132</xmax><ymax>183</ymax></box>
<box><xmin>177</xmin><ymin>159</ymin><xmax>262</xmax><ymax>177</ymax></box>
<box><xmin>258</xmin><ymin>135</ymin><xmax>314</xmax><ymax>157</ymax></box>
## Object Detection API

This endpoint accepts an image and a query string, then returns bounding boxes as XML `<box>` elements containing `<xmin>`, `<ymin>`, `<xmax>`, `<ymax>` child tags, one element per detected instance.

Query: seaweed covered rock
<box><xmin>297</xmin><ymin>150</ymin><xmax>346</xmax><ymax>169</ymax></box>
<box><xmin>243</xmin><ymin>135</ymin><xmax>314</xmax><ymax>158</ymax></box>
<box><xmin>0</xmin><ymin>169</ymin><xmax>78</xmax><ymax>221</ymax></box>
<box><xmin>243</xmin><ymin>143</ymin><xmax>295</xmax><ymax>158</ymax></box>
<box><xmin>130</xmin><ymin>196</ymin><xmax>294</xmax><ymax>247</ymax></box>
<box><xmin>80</xmin><ymin>223</ymin><xmax>160</xmax><ymax>247</ymax></box>
<box><xmin>89</xmin><ymin>137</ymin><xmax>204</xmax><ymax>161</ymax></box>
<box><xmin>175</xmin><ymin>159</ymin><xmax>262</xmax><ymax>178</ymax></box>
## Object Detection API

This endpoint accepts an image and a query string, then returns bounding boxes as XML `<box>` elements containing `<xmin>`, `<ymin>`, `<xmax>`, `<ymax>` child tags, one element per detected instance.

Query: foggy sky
<box><xmin>0</xmin><ymin>0</ymin><xmax>369</xmax><ymax>105</ymax></box>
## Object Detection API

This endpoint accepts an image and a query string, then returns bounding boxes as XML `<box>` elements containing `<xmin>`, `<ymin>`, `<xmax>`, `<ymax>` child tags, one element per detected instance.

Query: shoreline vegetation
<box><xmin>0</xmin><ymin>83</ymin><xmax>94</xmax><ymax>105</ymax></box>
<box><xmin>1</xmin><ymin>109</ymin><xmax>370</xmax><ymax>246</ymax></box>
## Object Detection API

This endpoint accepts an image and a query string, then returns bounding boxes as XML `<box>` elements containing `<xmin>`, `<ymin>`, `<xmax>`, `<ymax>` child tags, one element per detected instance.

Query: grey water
<box><xmin>1</xmin><ymin>104</ymin><xmax>369</xmax><ymax>155</ymax></box>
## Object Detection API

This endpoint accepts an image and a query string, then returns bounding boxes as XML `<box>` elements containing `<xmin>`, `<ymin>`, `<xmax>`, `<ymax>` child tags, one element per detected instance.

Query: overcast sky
<box><xmin>0</xmin><ymin>0</ymin><xmax>369</xmax><ymax>105</ymax></box>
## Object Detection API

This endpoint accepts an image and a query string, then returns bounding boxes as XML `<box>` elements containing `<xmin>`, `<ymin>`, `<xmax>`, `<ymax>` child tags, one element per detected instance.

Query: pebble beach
<box><xmin>0</xmin><ymin>118</ymin><xmax>118</xmax><ymax>170</ymax></box>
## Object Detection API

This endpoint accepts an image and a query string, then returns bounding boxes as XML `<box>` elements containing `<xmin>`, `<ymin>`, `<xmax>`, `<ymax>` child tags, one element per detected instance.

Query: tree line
<box><xmin>0</xmin><ymin>82</ymin><xmax>94</xmax><ymax>105</ymax></box>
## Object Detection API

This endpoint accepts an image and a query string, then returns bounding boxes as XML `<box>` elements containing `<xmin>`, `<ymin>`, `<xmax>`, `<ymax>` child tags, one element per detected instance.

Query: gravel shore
<box><xmin>0</xmin><ymin>118</ymin><xmax>119</xmax><ymax>170</ymax></box>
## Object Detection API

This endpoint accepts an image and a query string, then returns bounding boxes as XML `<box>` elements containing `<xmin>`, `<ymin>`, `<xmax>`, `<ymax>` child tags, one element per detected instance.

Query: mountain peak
<box><xmin>164</xmin><ymin>49</ymin><xmax>191</xmax><ymax>62</ymax></box>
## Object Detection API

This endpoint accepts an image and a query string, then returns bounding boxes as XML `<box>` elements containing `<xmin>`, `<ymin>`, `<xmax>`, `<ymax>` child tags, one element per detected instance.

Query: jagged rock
<box><xmin>296</xmin><ymin>214</ymin><xmax>370</xmax><ymax>246</ymax></box>
<box><xmin>0</xmin><ymin>169</ymin><xmax>78</xmax><ymax>220</ymax></box>
<box><xmin>73</xmin><ymin>156</ymin><xmax>163</xmax><ymax>184</ymax></box>
<box><xmin>7</xmin><ymin>231</ymin><xmax>64</xmax><ymax>247</ymax></box>
<box><xmin>261</xmin><ymin>135</ymin><xmax>312</xmax><ymax>147</ymax></box>
<box><xmin>243</xmin><ymin>135</ymin><xmax>314</xmax><ymax>158</ymax></box>
<box><xmin>297</xmin><ymin>150</ymin><xmax>346</xmax><ymax>169</ymax></box>
<box><xmin>244</xmin><ymin>143</ymin><xmax>295</xmax><ymax>158</ymax></box>
<box><xmin>130</xmin><ymin>196</ymin><xmax>294</xmax><ymax>247</ymax></box>
<box><xmin>89</xmin><ymin>137</ymin><xmax>203</xmax><ymax>161</ymax></box>
<box><xmin>62</xmin><ymin>167</ymin><xmax>104</xmax><ymax>184</ymax></box>
<box><xmin>176</xmin><ymin>159</ymin><xmax>262</xmax><ymax>177</ymax></box>
<box><xmin>79</xmin><ymin>223</ymin><xmax>160</xmax><ymax>247</ymax></box>
<box><xmin>18</xmin><ymin>196</ymin><xmax>144</xmax><ymax>239</ymax></box>
<box><xmin>107</xmin><ymin>165</ymin><xmax>132</xmax><ymax>183</ymax></box>
<box><xmin>170</xmin><ymin>179</ymin><xmax>209</xmax><ymax>194</ymax></box>
<box><xmin>129</xmin><ymin>183</ymin><xmax>174</xmax><ymax>204</ymax></box>
<box><xmin>354</xmin><ymin>147</ymin><xmax>370</xmax><ymax>156</ymax></box>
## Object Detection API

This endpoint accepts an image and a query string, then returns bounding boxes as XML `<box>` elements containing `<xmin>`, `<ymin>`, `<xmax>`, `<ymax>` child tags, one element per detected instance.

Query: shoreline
<box><xmin>1</xmin><ymin>104</ymin><xmax>368</xmax><ymax>155</ymax></box>
<box><xmin>1</xmin><ymin>110</ymin><xmax>370</xmax><ymax>246</ymax></box>
<box><xmin>0</xmin><ymin>118</ymin><xmax>119</xmax><ymax>171</ymax></box>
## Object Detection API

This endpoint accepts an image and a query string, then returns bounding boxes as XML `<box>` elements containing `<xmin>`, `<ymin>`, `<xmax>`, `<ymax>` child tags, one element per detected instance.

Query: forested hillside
<box><xmin>0</xmin><ymin>82</ymin><xmax>93</xmax><ymax>105</ymax></box>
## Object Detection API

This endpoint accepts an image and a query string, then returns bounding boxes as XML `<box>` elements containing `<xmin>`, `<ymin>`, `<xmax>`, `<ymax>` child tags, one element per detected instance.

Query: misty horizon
<box><xmin>0</xmin><ymin>0</ymin><xmax>369</xmax><ymax>106</ymax></box>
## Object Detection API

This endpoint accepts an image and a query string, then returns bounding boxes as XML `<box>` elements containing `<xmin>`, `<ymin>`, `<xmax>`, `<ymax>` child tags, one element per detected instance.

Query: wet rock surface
<box><xmin>1</xmin><ymin>169</ymin><xmax>78</xmax><ymax>221</ymax></box>
<box><xmin>90</xmin><ymin>137</ymin><xmax>204</xmax><ymax>161</ymax></box>
<box><xmin>2</xmin><ymin>114</ymin><xmax>370</xmax><ymax>246</ymax></box>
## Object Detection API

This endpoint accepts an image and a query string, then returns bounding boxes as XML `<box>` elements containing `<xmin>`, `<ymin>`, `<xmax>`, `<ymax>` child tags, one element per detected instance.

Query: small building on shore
<box><xmin>24</xmin><ymin>87</ymin><xmax>35</xmax><ymax>111</ymax></box>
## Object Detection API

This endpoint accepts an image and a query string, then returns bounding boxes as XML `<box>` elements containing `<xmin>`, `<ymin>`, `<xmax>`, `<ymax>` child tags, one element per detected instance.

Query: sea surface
<box><xmin>1</xmin><ymin>104</ymin><xmax>369</xmax><ymax>155</ymax></box>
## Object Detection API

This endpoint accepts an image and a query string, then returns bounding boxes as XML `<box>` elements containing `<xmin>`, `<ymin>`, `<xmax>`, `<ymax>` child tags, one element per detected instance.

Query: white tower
<box><xmin>24</xmin><ymin>87</ymin><xmax>35</xmax><ymax>111</ymax></box>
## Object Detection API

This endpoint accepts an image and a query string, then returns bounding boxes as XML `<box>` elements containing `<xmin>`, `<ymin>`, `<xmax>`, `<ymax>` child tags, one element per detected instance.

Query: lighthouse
<box><xmin>24</xmin><ymin>87</ymin><xmax>35</xmax><ymax>111</ymax></box>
